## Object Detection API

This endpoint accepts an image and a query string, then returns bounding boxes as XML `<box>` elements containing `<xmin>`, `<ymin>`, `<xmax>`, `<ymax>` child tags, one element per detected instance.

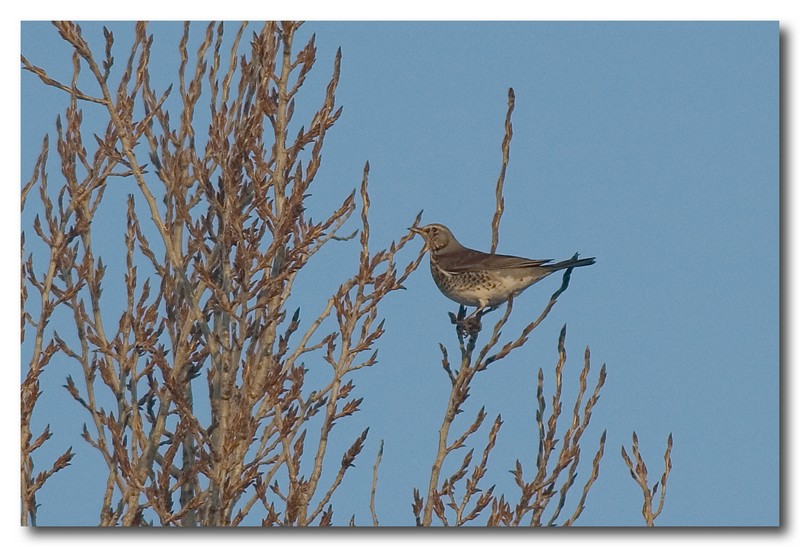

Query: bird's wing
<box><xmin>439</xmin><ymin>248</ymin><xmax>553</xmax><ymax>273</ymax></box>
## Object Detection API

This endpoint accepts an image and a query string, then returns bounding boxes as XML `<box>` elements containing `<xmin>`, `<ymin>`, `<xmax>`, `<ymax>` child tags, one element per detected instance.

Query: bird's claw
<box><xmin>450</xmin><ymin>308</ymin><xmax>484</xmax><ymax>337</ymax></box>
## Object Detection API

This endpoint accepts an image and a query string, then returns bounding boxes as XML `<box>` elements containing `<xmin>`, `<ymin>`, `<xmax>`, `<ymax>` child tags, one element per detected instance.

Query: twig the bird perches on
<box><xmin>420</xmin><ymin>89</ymin><xmax>605</xmax><ymax>527</ymax></box>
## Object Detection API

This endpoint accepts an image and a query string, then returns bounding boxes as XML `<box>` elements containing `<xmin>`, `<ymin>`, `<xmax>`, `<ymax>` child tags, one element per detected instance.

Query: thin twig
<box><xmin>370</xmin><ymin>440</ymin><xmax>384</xmax><ymax>526</ymax></box>
<box><xmin>490</xmin><ymin>87</ymin><xmax>515</xmax><ymax>254</ymax></box>
<box><xmin>621</xmin><ymin>432</ymin><xmax>674</xmax><ymax>526</ymax></box>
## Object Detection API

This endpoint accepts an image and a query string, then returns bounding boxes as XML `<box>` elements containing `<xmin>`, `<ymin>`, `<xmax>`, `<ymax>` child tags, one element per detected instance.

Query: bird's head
<box><xmin>409</xmin><ymin>223</ymin><xmax>458</xmax><ymax>253</ymax></box>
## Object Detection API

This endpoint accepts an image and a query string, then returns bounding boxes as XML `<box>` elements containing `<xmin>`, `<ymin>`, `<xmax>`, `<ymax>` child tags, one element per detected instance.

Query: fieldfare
<box><xmin>410</xmin><ymin>223</ymin><xmax>595</xmax><ymax>313</ymax></box>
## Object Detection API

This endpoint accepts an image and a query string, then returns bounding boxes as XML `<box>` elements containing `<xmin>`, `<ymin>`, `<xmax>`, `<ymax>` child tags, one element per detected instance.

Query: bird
<box><xmin>409</xmin><ymin>223</ymin><xmax>595</xmax><ymax>313</ymax></box>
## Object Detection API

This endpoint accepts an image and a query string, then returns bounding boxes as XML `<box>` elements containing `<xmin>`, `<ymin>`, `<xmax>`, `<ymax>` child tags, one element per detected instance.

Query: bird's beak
<box><xmin>409</xmin><ymin>226</ymin><xmax>431</xmax><ymax>252</ymax></box>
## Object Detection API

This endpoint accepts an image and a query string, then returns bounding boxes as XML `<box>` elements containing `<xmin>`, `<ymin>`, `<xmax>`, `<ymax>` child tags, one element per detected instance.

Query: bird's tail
<box><xmin>548</xmin><ymin>254</ymin><xmax>596</xmax><ymax>271</ymax></box>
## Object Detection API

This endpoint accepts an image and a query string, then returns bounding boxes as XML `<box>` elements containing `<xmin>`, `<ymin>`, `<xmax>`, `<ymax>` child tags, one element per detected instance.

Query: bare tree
<box><xmin>22</xmin><ymin>21</ymin><xmax>424</xmax><ymax>526</ymax></box>
<box><xmin>21</xmin><ymin>21</ymin><xmax>672</xmax><ymax>527</ymax></box>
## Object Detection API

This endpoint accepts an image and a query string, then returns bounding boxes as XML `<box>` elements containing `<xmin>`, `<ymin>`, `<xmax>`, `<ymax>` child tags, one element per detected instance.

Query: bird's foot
<box><xmin>449</xmin><ymin>305</ymin><xmax>496</xmax><ymax>337</ymax></box>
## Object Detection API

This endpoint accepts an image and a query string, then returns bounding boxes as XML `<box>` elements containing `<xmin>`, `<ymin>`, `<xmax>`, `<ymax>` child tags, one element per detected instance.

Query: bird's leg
<box><xmin>467</xmin><ymin>303</ymin><xmax>498</xmax><ymax>324</ymax></box>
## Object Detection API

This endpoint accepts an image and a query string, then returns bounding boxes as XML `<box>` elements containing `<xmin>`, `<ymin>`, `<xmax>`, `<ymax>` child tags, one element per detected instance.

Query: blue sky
<box><xmin>19</xmin><ymin>20</ymin><xmax>778</xmax><ymax>527</ymax></box>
